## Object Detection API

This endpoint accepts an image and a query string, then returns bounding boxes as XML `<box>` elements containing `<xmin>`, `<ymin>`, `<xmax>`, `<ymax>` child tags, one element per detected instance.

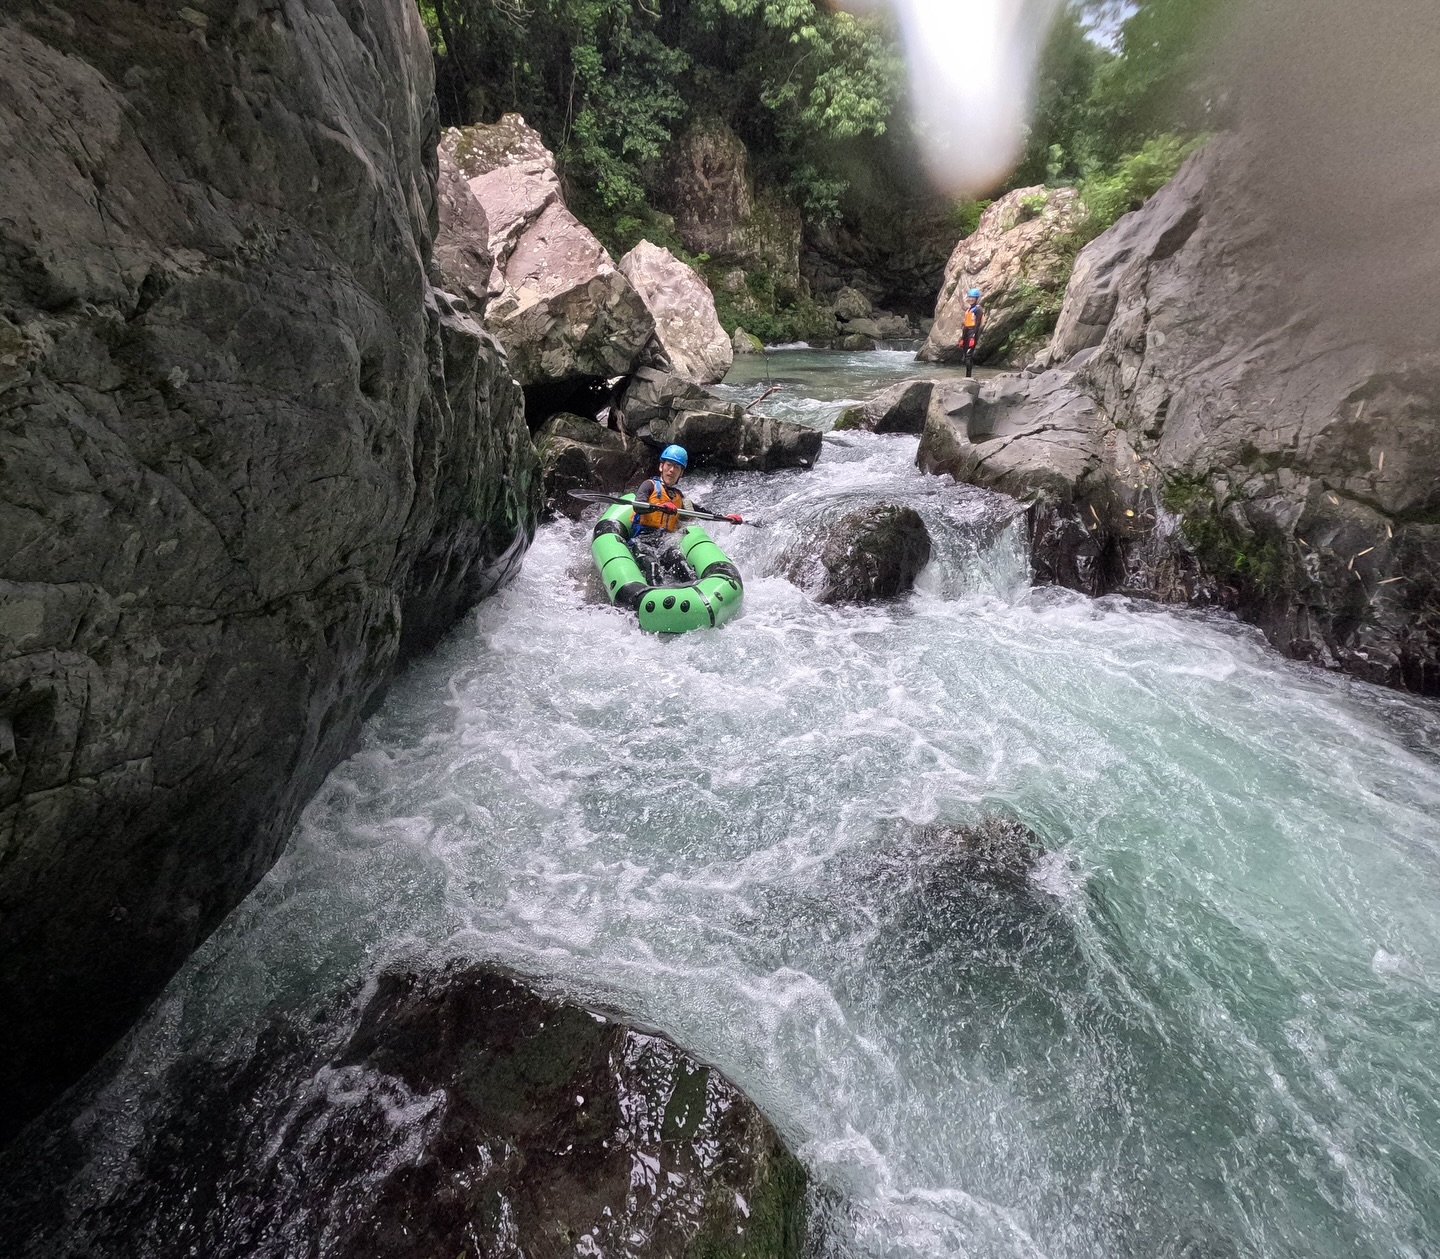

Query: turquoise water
<box><xmin>18</xmin><ymin>353</ymin><xmax>1440</xmax><ymax>1257</ymax></box>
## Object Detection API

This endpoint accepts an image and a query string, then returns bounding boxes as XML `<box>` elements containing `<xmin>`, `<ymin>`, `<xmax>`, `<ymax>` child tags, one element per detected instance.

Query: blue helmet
<box><xmin>967</xmin><ymin>288</ymin><xmax>982</xmax><ymax>299</ymax></box>
<box><xmin>659</xmin><ymin>444</ymin><xmax>688</xmax><ymax>469</ymax></box>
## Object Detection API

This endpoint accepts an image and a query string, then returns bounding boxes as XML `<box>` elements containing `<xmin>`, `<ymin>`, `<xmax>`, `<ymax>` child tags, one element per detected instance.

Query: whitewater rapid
<box><xmin>15</xmin><ymin>352</ymin><xmax>1440</xmax><ymax>1258</ymax></box>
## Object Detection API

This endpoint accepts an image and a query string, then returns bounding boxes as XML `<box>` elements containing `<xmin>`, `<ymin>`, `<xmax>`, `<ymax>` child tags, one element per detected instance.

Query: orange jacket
<box><xmin>635</xmin><ymin>478</ymin><xmax>685</xmax><ymax>532</ymax></box>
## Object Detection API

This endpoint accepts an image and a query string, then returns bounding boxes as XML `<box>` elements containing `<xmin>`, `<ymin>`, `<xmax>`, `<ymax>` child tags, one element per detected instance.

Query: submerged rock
<box><xmin>918</xmin><ymin>185</ymin><xmax>1083</xmax><ymax>367</ymax></box>
<box><xmin>440</xmin><ymin>116</ymin><xmax>654</xmax><ymax>388</ymax></box>
<box><xmin>0</xmin><ymin>968</ymin><xmax>808</xmax><ymax>1259</ymax></box>
<box><xmin>618</xmin><ymin>240</ymin><xmax>734</xmax><ymax>384</ymax></box>
<box><xmin>784</xmin><ymin>503</ymin><xmax>932</xmax><ymax>603</ymax></box>
<box><xmin>535</xmin><ymin>414</ymin><xmax>651</xmax><ymax>519</ymax></box>
<box><xmin>620</xmin><ymin>368</ymin><xmax>820</xmax><ymax>472</ymax></box>
<box><xmin>913</xmin><ymin>817</ymin><xmax>1047</xmax><ymax>892</ymax></box>
<box><xmin>0</xmin><ymin>0</ymin><xmax>539</xmax><ymax>1136</ymax></box>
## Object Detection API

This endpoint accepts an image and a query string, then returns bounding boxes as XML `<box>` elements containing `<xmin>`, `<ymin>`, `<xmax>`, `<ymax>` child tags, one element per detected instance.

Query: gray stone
<box><xmin>784</xmin><ymin>503</ymin><xmax>932</xmax><ymax>603</ymax></box>
<box><xmin>619</xmin><ymin>368</ymin><xmax>820</xmax><ymax>471</ymax></box>
<box><xmin>732</xmin><ymin>326</ymin><xmax>764</xmax><ymax>354</ymax></box>
<box><xmin>536</xmin><ymin>413</ymin><xmax>651</xmax><ymax>518</ymax></box>
<box><xmin>832</xmin><ymin>285</ymin><xmax>873</xmax><ymax>321</ymax></box>
<box><xmin>841</xmin><ymin>380</ymin><xmax>937</xmax><ymax>434</ymax></box>
<box><xmin>0</xmin><ymin>0</ymin><xmax>539</xmax><ymax>1137</ymax></box>
<box><xmin>441</xmin><ymin>118</ymin><xmax>655</xmax><ymax>387</ymax></box>
<box><xmin>667</xmin><ymin>124</ymin><xmax>802</xmax><ymax>286</ymax></box>
<box><xmin>923</xmin><ymin>135</ymin><xmax>1440</xmax><ymax>690</ymax></box>
<box><xmin>618</xmin><ymin>240</ymin><xmax>733</xmax><ymax>384</ymax></box>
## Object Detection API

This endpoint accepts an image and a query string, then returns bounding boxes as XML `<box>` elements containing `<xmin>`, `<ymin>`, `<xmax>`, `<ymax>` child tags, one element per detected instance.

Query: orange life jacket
<box><xmin>962</xmin><ymin>305</ymin><xmax>979</xmax><ymax>329</ymax></box>
<box><xmin>636</xmin><ymin>478</ymin><xmax>684</xmax><ymax>532</ymax></box>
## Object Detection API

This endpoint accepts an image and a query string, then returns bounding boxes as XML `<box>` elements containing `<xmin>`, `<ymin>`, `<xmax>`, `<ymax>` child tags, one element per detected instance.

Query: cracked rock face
<box><xmin>441</xmin><ymin>116</ymin><xmax>655</xmax><ymax>387</ymax></box>
<box><xmin>0</xmin><ymin>967</ymin><xmax>809</xmax><ymax>1259</ymax></box>
<box><xmin>0</xmin><ymin>0</ymin><xmax>539</xmax><ymax>1138</ymax></box>
<box><xmin>919</xmin><ymin>136</ymin><xmax>1440</xmax><ymax>692</ymax></box>
<box><xmin>618</xmin><ymin>240</ymin><xmax>733</xmax><ymax>385</ymax></box>
<box><xmin>918</xmin><ymin>186</ymin><xmax>1083</xmax><ymax>367</ymax></box>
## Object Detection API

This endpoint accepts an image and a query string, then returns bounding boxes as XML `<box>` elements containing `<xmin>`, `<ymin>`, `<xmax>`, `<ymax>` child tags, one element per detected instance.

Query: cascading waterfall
<box><xmin>6</xmin><ymin>350</ymin><xmax>1440</xmax><ymax>1259</ymax></box>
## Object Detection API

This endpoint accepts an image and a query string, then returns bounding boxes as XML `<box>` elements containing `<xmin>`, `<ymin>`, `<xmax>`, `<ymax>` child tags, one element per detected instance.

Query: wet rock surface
<box><xmin>0</xmin><ymin>0</ymin><xmax>539</xmax><ymax>1136</ymax></box>
<box><xmin>618</xmin><ymin>240</ymin><xmax>733</xmax><ymax>384</ymax></box>
<box><xmin>0</xmin><ymin>967</ymin><xmax>808</xmax><ymax>1259</ymax></box>
<box><xmin>920</xmin><ymin>136</ymin><xmax>1440</xmax><ymax>693</ymax></box>
<box><xmin>918</xmin><ymin>186</ymin><xmax>1083</xmax><ymax>367</ymax></box>
<box><xmin>620</xmin><ymin>368</ymin><xmax>821</xmax><ymax>472</ymax></box>
<box><xmin>440</xmin><ymin>116</ymin><xmax>654</xmax><ymax>388</ymax></box>
<box><xmin>784</xmin><ymin>503</ymin><xmax>932</xmax><ymax>604</ymax></box>
<box><xmin>536</xmin><ymin>413</ymin><xmax>651</xmax><ymax>519</ymax></box>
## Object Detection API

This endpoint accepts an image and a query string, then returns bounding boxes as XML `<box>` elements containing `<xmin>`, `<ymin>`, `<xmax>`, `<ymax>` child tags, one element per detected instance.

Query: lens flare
<box><xmin>856</xmin><ymin>0</ymin><xmax>1062</xmax><ymax>194</ymax></box>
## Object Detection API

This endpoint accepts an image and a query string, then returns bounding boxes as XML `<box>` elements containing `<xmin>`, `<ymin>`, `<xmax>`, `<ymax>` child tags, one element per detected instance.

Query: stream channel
<box><xmin>8</xmin><ymin>350</ymin><xmax>1440</xmax><ymax>1257</ymax></box>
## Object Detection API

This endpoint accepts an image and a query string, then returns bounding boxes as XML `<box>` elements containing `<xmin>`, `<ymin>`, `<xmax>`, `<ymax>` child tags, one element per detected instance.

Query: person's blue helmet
<box><xmin>659</xmin><ymin>444</ymin><xmax>688</xmax><ymax>469</ymax></box>
<box><xmin>967</xmin><ymin>288</ymin><xmax>982</xmax><ymax>299</ymax></box>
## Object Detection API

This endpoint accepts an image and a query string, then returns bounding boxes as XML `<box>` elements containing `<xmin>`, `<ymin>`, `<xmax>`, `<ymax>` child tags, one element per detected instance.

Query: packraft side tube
<box><xmin>589</xmin><ymin>496</ymin><xmax>744</xmax><ymax>633</ymax></box>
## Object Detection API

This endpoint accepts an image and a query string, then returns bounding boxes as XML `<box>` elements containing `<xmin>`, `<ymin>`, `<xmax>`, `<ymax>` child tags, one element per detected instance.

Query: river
<box><xmin>9</xmin><ymin>350</ymin><xmax>1440</xmax><ymax>1258</ymax></box>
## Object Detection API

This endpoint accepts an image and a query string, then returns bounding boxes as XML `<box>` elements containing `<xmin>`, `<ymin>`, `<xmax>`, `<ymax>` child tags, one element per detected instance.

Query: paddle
<box><xmin>567</xmin><ymin>489</ymin><xmax>765</xmax><ymax>527</ymax></box>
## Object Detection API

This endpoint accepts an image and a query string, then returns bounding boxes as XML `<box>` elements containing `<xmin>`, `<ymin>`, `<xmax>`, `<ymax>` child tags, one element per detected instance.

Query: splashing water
<box><xmin>11</xmin><ymin>354</ymin><xmax>1440</xmax><ymax>1259</ymax></box>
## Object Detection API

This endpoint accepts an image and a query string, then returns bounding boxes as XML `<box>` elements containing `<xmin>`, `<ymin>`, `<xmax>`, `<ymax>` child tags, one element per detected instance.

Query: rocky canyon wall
<box><xmin>0</xmin><ymin>0</ymin><xmax>539</xmax><ymax>1140</ymax></box>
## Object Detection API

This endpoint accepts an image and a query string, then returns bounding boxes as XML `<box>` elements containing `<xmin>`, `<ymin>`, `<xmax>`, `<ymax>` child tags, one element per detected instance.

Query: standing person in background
<box><xmin>958</xmin><ymin>288</ymin><xmax>984</xmax><ymax>377</ymax></box>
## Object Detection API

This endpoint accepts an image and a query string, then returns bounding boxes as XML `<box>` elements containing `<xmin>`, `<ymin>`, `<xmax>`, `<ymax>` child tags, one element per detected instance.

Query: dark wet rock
<box><xmin>834</xmin><ymin>380</ymin><xmax>936</xmax><ymax>434</ymax></box>
<box><xmin>536</xmin><ymin>414</ymin><xmax>651</xmax><ymax>519</ymax></box>
<box><xmin>784</xmin><ymin>503</ymin><xmax>932</xmax><ymax>603</ymax></box>
<box><xmin>834</xmin><ymin>333</ymin><xmax>877</xmax><ymax>352</ymax></box>
<box><xmin>0</xmin><ymin>967</ymin><xmax>808</xmax><ymax>1259</ymax></box>
<box><xmin>912</xmin><ymin>816</ymin><xmax>1047</xmax><ymax>892</ymax></box>
<box><xmin>620</xmin><ymin>368</ymin><xmax>821</xmax><ymax>472</ymax></box>
<box><xmin>0</xmin><ymin>0</ymin><xmax>540</xmax><ymax>1137</ymax></box>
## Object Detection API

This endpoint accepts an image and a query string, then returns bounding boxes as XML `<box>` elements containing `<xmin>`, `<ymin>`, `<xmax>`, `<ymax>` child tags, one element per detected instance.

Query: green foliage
<box><xmin>947</xmin><ymin>199</ymin><xmax>991</xmax><ymax>238</ymax></box>
<box><xmin>1074</xmin><ymin>132</ymin><xmax>1202</xmax><ymax>240</ymax></box>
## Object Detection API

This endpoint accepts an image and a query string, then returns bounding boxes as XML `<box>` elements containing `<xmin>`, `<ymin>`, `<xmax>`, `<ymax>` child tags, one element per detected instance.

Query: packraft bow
<box><xmin>590</xmin><ymin>495</ymin><xmax>744</xmax><ymax>633</ymax></box>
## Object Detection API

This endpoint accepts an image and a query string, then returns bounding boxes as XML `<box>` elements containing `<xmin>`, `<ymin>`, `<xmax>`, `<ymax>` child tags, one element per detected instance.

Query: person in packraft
<box><xmin>957</xmin><ymin>288</ymin><xmax>984</xmax><ymax>377</ymax></box>
<box><xmin>628</xmin><ymin>444</ymin><xmax>741</xmax><ymax>584</ymax></box>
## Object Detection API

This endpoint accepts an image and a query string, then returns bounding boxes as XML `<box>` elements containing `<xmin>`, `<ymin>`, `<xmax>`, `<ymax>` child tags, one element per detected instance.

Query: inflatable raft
<box><xmin>590</xmin><ymin>495</ymin><xmax>744</xmax><ymax>633</ymax></box>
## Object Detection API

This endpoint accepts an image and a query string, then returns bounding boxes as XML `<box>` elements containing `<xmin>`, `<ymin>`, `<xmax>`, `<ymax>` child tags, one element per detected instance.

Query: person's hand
<box><xmin>726</xmin><ymin>514</ymin><xmax>743</xmax><ymax>524</ymax></box>
<box><xmin>655</xmin><ymin>502</ymin><xmax>676</xmax><ymax>513</ymax></box>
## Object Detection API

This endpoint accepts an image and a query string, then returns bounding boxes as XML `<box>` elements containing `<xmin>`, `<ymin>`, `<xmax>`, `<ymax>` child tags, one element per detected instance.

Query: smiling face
<box><xmin>658</xmin><ymin>459</ymin><xmax>683</xmax><ymax>487</ymax></box>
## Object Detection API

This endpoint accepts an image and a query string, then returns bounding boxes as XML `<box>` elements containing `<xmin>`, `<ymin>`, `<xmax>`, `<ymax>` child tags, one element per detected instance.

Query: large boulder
<box><xmin>0</xmin><ymin>1</ymin><xmax>540</xmax><ymax>1137</ymax></box>
<box><xmin>0</xmin><ymin>967</ymin><xmax>809</xmax><ymax>1258</ymax></box>
<box><xmin>440</xmin><ymin>116</ymin><xmax>654</xmax><ymax>387</ymax></box>
<box><xmin>535</xmin><ymin>413</ymin><xmax>651</xmax><ymax>518</ymax></box>
<box><xmin>922</xmin><ymin>133</ymin><xmax>1440</xmax><ymax>692</ymax></box>
<box><xmin>835</xmin><ymin>380</ymin><xmax>936</xmax><ymax>434</ymax></box>
<box><xmin>783</xmin><ymin>503</ymin><xmax>932</xmax><ymax>603</ymax></box>
<box><xmin>666</xmin><ymin>123</ymin><xmax>802</xmax><ymax>287</ymax></box>
<box><xmin>620</xmin><ymin>368</ymin><xmax>821</xmax><ymax>471</ymax></box>
<box><xmin>917</xmin><ymin>185</ymin><xmax>1083</xmax><ymax>367</ymax></box>
<box><xmin>618</xmin><ymin>240</ymin><xmax>733</xmax><ymax>384</ymax></box>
